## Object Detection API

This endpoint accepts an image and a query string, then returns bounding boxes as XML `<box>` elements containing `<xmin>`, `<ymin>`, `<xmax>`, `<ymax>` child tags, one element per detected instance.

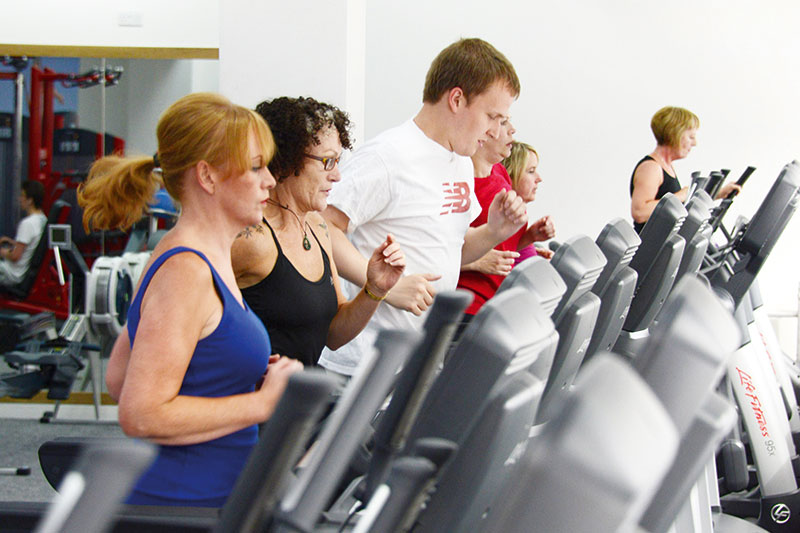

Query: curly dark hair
<box><xmin>254</xmin><ymin>96</ymin><xmax>353</xmax><ymax>181</ymax></box>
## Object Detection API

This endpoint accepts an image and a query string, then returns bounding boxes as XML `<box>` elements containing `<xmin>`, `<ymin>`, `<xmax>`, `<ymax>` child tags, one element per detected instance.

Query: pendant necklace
<box><xmin>267</xmin><ymin>199</ymin><xmax>312</xmax><ymax>251</ymax></box>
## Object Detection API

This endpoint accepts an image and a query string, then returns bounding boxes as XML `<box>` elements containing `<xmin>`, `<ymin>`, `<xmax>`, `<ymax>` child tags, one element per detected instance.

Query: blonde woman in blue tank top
<box><xmin>78</xmin><ymin>93</ymin><xmax>304</xmax><ymax>507</ymax></box>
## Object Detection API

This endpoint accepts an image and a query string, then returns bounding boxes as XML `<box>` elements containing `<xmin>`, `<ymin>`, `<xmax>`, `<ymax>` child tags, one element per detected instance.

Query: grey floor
<box><xmin>1</xmin><ymin>315</ymin><xmax>127</xmax><ymax>496</ymax></box>
<box><xmin>0</xmin><ymin>410</ymin><xmax>124</xmax><ymax>503</ymax></box>
<box><xmin>1</xmin><ymin>338</ymin><xmax>124</xmax><ymax>503</ymax></box>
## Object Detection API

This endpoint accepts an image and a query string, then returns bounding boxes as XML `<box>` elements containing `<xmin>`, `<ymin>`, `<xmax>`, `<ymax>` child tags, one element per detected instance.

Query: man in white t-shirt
<box><xmin>319</xmin><ymin>38</ymin><xmax>526</xmax><ymax>376</ymax></box>
<box><xmin>0</xmin><ymin>181</ymin><xmax>47</xmax><ymax>286</ymax></box>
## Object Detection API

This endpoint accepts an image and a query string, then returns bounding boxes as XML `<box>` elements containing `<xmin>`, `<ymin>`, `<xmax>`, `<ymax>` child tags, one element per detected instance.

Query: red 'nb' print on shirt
<box><xmin>441</xmin><ymin>182</ymin><xmax>471</xmax><ymax>215</ymax></box>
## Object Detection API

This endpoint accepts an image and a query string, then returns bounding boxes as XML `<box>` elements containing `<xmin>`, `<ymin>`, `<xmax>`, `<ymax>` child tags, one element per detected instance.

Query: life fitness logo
<box><xmin>736</xmin><ymin>368</ymin><xmax>771</xmax><ymax>432</ymax></box>
<box><xmin>770</xmin><ymin>503</ymin><xmax>790</xmax><ymax>524</ymax></box>
<box><xmin>441</xmin><ymin>182</ymin><xmax>472</xmax><ymax>215</ymax></box>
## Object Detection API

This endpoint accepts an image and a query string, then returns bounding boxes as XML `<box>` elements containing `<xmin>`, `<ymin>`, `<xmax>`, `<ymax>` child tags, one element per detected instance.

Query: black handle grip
<box><xmin>705</xmin><ymin>172</ymin><xmax>724</xmax><ymax>197</ymax></box>
<box><xmin>360</xmin><ymin>457</ymin><xmax>438</xmax><ymax>533</ymax></box>
<box><xmin>411</xmin><ymin>437</ymin><xmax>458</xmax><ymax>470</ymax></box>
<box><xmin>726</xmin><ymin>166</ymin><xmax>756</xmax><ymax>200</ymax></box>
<box><xmin>736</xmin><ymin>166</ymin><xmax>756</xmax><ymax>186</ymax></box>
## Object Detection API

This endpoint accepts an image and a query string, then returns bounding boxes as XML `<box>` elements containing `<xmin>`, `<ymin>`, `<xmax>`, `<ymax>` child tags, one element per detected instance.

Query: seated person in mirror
<box><xmin>0</xmin><ymin>181</ymin><xmax>47</xmax><ymax>286</ymax></box>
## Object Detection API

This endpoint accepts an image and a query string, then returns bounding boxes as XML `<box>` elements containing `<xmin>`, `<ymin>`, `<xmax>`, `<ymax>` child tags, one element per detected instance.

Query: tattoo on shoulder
<box><xmin>318</xmin><ymin>221</ymin><xmax>329</xmax><ymax>239</ymax></box>
<box><xmin>236</xmin><ymin>224</ymin><xmax>265</xmax><ymax>239</ymax></box>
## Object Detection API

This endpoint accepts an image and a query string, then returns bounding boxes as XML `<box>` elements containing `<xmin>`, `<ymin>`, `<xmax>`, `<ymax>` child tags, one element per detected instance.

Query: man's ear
<box><xmin>194</xmin><ymin>160</ymin><xmax>216</xmax><ymax>195</ymax></box>
<box><xmin>447</xmin><ymin>87</ymin><xmax>466</xmax><ymax>114</ymax></box>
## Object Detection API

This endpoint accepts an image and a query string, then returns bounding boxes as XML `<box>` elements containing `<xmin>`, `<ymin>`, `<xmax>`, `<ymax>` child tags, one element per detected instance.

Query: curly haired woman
<box><xmin>231</xmin><ymin>97</ymin><xmax>405</xmax><ymax>368</ymax></box>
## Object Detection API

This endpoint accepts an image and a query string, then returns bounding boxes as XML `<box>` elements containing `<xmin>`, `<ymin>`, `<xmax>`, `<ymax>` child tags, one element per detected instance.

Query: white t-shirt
<box><xmin>4</xmin><ymin>212</ymin><xmax>47</xmax><ymax>282</ymax></box>
<box><xmin>319</xmin><ymin>119</ymin><xmax>480</xmax><ymax>375</ymax></box>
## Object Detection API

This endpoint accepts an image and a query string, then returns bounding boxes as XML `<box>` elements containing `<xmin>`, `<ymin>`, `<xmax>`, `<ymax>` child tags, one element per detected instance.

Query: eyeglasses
<box><xmin>304</xmin><ymin>153</ymin><xmax>340</xmax><ymax>171</ymax></box>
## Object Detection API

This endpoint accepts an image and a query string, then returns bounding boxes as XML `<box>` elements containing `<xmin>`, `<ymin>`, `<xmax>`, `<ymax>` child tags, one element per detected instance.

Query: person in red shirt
<box><xmin>456</xmin><ymin>123</ymin><xmax>555</xmax><ymax>327</ymax></box>
<box><xmin>502</xmin><ymin>141</ymin><xmax>555</xmax><ymax>265</ymax></box>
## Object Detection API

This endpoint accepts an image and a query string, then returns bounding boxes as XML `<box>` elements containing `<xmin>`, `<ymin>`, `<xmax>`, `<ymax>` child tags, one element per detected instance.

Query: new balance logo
<box><xmin>441</xmin><ymin>182</ymin><xmax>471</xmax><ymax>215</ymax></box>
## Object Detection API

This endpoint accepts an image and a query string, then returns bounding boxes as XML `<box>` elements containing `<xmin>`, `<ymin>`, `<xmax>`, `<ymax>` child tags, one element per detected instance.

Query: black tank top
<box><xmin>629</xmin><ymin>155</ymin><xmax>681</xmax><ymax>233</ymax></box>
<box><xmin>241</xmin><ymin>219</ymin><xmax>339</xmax><ymax>366</ymax></box>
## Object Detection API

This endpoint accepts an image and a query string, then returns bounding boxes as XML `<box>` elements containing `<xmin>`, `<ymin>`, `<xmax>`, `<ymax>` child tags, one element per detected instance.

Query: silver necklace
<box><xmin>267</xmin><ymin>199</ymin><xmax>311</xmax><ymax>251</ymax></box>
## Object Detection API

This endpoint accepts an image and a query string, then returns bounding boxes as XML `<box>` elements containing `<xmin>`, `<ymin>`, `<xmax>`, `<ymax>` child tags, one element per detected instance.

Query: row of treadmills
<box><xmin>2</xmin><ymin>160</ymin><xmax>800</xmax><ymax>533</ymax></box>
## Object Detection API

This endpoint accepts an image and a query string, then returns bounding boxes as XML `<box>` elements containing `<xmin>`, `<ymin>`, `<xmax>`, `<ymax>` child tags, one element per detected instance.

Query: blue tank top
<box><xmin>125</xmin><ymin>247</ymin><xmax>271</xmax><ymax>507</ymax></box>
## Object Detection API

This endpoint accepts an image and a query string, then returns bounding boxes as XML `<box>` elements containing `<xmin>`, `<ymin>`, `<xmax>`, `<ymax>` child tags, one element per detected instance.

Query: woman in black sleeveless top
<box><xmin>629</xmin><ymin>106</ymin><xmax>697</xmax><ymax>233</ymax></box>
<box><xmin>630</xmin><ymin>106</ymin><xmax>740</xmax><ymax>233</ymax></box>
<box><xmin>231</xmin><ymin>97</ymin><xmax>406</xmax><ymax>366</ymax></box>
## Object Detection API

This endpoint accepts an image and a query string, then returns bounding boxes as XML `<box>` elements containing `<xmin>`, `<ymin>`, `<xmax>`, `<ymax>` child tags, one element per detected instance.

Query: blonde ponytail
<box><xmin>78</xmin><ymin>155</ymin><xmax>162</xmax><ymax>231</ymax></box>
<box><xmin>78</xmin><ymin>92</ymin><xmax>273</xmax><ymax>232</ymax></box>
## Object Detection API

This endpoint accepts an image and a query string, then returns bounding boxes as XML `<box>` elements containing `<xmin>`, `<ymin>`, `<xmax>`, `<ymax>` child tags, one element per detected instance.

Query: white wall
<box><xmin>77</xmin><ymin>58</ymin><xmax>130</xmax><ymax>140</ymax></box>
<box><xmin>219</xmin><ymin>0</ymin><xmax>366</xmax><ymax>144</ymax></box>
<box><xmin>363</xmin><ymin>0</ymin><xmax>800</xmax><ymax>314</ymax></box>
<box><xmin>77</xmin><ymin>59</ymin><xmax>219</xmax><ymax>157</ymax></box>
<box><xmin>1</xmin><ymin>0</ymin><xmax>218</xmax><ymax>49</ymax></box>
<box><xmin>121</xmin><ymin>59</ymin><xmax>219</xmax><ymax>156</ymax></box>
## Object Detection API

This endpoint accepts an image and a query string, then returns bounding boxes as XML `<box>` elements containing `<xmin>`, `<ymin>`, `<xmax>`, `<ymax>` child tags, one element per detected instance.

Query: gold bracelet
<box><xmin>364</xmin><ymin>285</ymin><xmax>387</xmax><ymax>302</ymax></box>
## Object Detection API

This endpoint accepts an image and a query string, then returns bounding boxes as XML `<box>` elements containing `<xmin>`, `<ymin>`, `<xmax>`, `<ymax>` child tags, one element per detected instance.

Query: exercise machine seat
<box><xmin>623</xmin><ymin>193</ymin><xmax>687</xmax><ymax>333</ymax></box>
<box><xmin>403</xmin><ymin>286</ymin><xmax>557</xmax><ymax>448</ymax></box>
<box><xmin>586</xmin><ymin>218</ymin><xmax>640</xmax><ymax>358</ymax></box>
<box><xmin>710</xmin><ymin>160</ymin><xmax>800</xmax><ymax>308</ymax></box>
<box><xmin>496</xmin><ymin>255</ymin><xmax>566</xmax><ymax>317</ymax></box>
<box><xmin>674</xmin><ymin>192</ymin><xmax>713</xmax><ymax>285</ymax></box>
<box><xmin>537</xmin><ymin>234</ymin><xmax>606</xmax><ymax>419</ymax></box>
<box><xmin>483</xmin><ymin>353</ymin><xmax>679</xmax><ymax>533</ymax></box>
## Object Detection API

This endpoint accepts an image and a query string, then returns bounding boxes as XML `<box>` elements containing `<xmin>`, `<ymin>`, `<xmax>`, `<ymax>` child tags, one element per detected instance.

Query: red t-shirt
<box><xmin>457</xmin><ymin>163</ymin><xmax>526</xmax><ymax>315</ymax></box>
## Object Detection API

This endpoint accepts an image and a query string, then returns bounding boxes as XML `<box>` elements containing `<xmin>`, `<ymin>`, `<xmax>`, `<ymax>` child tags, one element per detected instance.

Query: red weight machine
<box><xmin>27</xmin><ymin>64</ymin><xmax>125</xmax><ymax>213</ymax></box>
<box><xmin>0</xmin><ymin>61</ymin><xmax>125</xmax><ymax>319</ymax></box>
